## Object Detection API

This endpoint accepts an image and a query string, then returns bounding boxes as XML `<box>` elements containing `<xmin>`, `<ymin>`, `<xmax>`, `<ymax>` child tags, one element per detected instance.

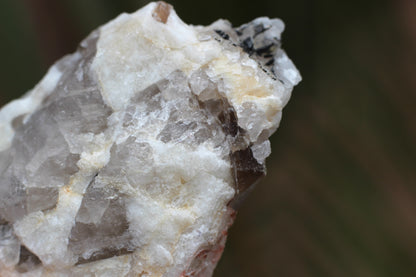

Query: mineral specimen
<box><xmin>0</xmin><ymin>2</ymin><xmax>300</xmax><ymax>276</ymax></box>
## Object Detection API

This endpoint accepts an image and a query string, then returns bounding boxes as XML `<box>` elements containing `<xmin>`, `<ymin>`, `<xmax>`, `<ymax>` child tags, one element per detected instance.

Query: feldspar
<box><xmin>0</xmin><ymin>2</ymin><xmax>300</xmax><ymax>276</ymax></box>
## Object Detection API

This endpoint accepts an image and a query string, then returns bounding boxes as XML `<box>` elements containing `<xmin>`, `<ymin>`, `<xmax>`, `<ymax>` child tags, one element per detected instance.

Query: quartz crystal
<box><xmin>0</xmin><ymin>2</ymin><xmax>300</xmax><ymax>276</ymax></box>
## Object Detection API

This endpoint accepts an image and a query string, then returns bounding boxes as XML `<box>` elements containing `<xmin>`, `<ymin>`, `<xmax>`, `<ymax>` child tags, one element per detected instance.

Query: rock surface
<box><xmin>0</xmin><ymin>2</ymin><xmax>300</xmax><ymax>276</ymax></box>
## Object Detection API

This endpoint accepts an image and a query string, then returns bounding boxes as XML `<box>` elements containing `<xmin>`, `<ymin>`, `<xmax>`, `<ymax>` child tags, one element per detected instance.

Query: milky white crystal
<box><xmin>0</xmin><ymin>2</ymin><xmax>300</xmax><ymax>276</ymax></box>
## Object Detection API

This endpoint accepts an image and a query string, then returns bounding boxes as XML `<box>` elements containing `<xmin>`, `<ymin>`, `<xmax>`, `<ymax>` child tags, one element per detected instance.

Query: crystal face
<box><xmin>0</xmin><ymin>2</ymin><xmax>300</xmax><ymax>276</ymax></box>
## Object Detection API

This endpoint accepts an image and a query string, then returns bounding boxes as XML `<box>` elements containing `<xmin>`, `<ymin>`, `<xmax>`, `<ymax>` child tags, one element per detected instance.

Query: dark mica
<box><xmin>231</xmin><ymin>20</ymin><xmax>282</xmax><ymax>78</ymax></box>
<box><xmin>240</xmin><ymin>37</ymin><xmax>254</xmax><ymax>55</ymax></box>
<box><xmin>215</xmin><ymin>29</ymin><xmax>230</xmax><ymax>40</ymax></box>
<box><xmin>255</xmin><ymin>43</ymin><xmax>275</xmax><ymax>56</ymax></box>
<box><xmin>253</xmin><ymin>24</ymin><xmax>268</xmax><ymax>37</ymax></box>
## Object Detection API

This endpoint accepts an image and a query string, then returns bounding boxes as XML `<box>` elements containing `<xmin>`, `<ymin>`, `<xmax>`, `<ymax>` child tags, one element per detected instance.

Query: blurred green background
<box><xmin>1</xmin><ymin>0</ymin><xmax>415</xmax><ymax>276</ymax></box>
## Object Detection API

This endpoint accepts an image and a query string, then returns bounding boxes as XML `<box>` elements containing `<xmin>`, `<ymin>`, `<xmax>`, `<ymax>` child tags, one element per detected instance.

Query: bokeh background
<box><xmin>1</xmin><ymin>0</ymin><xmax>415</xmax><ymax>276</ymax></box>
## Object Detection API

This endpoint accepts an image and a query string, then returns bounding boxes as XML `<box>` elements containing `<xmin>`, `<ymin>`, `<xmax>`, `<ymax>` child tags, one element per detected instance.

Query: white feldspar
<box><xmin>0</xmin><ymin>2</ymin><xmax>300</xmax><ymax>276</ymax></box>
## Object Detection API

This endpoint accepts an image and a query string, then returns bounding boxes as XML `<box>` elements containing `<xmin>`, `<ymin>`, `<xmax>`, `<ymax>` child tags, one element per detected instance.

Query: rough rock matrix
<box><xmin>0</xmin><ymin>2</ymin><xmax>300</xmax><ymax>276</ymax></box>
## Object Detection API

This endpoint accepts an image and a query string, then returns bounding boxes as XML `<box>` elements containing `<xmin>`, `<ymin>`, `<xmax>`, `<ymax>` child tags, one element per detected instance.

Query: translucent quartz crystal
<box><xmin>0</xmin><ymin>2</ymin><xmax>300</xmax><ymax>276</ymax></box>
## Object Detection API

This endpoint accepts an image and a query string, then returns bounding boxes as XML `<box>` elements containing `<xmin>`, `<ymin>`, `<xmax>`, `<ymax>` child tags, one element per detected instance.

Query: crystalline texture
<box><xmin>0</xmin><ymin>2</ymin><xmax>300</xmax><ymax>276</ymax></box>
